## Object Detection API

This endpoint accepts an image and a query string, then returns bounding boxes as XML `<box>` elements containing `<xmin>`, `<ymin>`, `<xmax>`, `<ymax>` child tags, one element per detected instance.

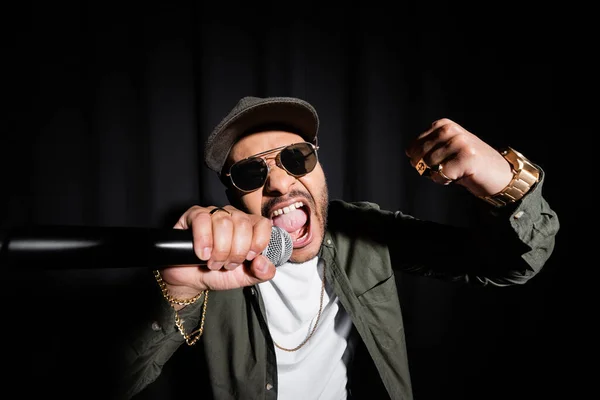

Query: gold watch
<box><xmin>480</xmin><ymin>147</ymin><xmax>540</xmax><ymax>207</ymax></box>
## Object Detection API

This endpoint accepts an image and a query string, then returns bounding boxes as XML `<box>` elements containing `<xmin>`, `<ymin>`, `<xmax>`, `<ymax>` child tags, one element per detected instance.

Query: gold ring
<box><xmin>415</xmin><ymin>159</ymin><xmax>429</xmax><ymax>175</ymax></box>
<box><xmin>430</xmin><ymin>164</ymin><xmax>443</xmax><ymax>173</ymax></box>
<box><xmin>438</xmin><ymin>171</ymin><xmax>453</xmax><ymax>185</ymax></box>
<box><xmin>431</xmin><ymin>164</ymin><xmax>453</xmax><ymax>185</ymax></box>
<box><xmin>209</xmin><ymin>206</ymin><xmax>231</xmax><ymax>216</ymax></box>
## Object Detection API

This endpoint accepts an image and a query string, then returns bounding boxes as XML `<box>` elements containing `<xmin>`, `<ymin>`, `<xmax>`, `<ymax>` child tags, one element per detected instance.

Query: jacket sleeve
<box><xmin>328</xmin><ymin>168</ymin><xmax>560</xmax><ymax>287</ymax></box>
<box><xmin>116</xmin><ymin>273</ymin><xmax>204</xmax><ymax>399</ymax></box>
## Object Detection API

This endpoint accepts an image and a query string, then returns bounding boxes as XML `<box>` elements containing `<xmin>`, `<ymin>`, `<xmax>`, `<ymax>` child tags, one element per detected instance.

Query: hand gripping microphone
<box><xmin>0</xmin><ymin>225</ymin><xmax>294</xmax><ymax>269</ymax></box>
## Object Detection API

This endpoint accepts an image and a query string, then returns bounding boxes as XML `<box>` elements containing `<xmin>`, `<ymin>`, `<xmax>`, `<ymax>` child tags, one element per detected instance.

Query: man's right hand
<box><xmin>158</xmin><ymin>205</ymin><xmax>276</xmax><ymax>303</ymax></box>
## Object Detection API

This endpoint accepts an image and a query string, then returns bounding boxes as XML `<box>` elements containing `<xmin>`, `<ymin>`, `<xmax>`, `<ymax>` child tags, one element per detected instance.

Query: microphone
<box><xmin>0</xmin><ymin>225</ymin><xmax>293</xmax><ymax>269</ymax></box>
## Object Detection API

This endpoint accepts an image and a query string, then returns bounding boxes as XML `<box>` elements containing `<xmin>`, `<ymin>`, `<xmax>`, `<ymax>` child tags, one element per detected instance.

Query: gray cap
<box><xmin>204</xmin><ymin>96</ymin><xmax>320</xmax><ymax>174</ymax></box>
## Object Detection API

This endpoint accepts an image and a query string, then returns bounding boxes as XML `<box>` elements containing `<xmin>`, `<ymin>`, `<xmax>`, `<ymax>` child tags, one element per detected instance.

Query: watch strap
<box><xmin>480</xmin><ymin>147</ymin><xmax>540</xmax><ymax>207</ymax></box>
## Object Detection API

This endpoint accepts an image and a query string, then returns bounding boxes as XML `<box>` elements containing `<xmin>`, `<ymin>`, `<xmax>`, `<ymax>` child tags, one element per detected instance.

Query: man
<box><xmin>123</xmin><ymin>96</ymin><xmax>559</xmax><ymax>399</ymax></box>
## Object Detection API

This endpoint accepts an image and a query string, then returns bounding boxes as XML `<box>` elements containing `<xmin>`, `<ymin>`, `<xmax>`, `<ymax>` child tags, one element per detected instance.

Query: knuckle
<box><xmin>255</xmin><ymin>230</ymin><xmax>272</xmax><ymax>250</ymax></box>
<box><xmin>229</xmin><ymin>252</ymin><xmax>247</xmax><ymax>264</ymax></box>
<box><xmin>185</xmin><ymin>205</ymin><xmax>201</xmax><ymax>215</ymax></box>
<box><xmin>211</xmin><ymin>248</ymin><xmax>229</xmax><ymax>262</ymax></box>
<box><xmin>213</xmin><ymin>215</ymin><xmax>233</xmax><ymax>231</ymax></box>
<box><xmin>256</xmin><ymin>216</ymin><xmax>272</xmax><ymax>229</ymax></box>
<box><xmin>234</xmin><ymin>214</ymin><xmax>253</xmax><ymax>231</ymax></box>
<box><xmin>189</xmin><ymin>205</ymin><xmax>207</xmax><ymax>218</ymax></box>
<box><xmin>432</xmin><ymin>118</ymin><xmax>452</xmax><ymax>127</ymax></box>
<box><xmin>436</xmin><ymin>123</ymin><xmax>453</xmax><ymax>138</ymax></box>
<box><xmin>186</xmin><ymin>209</ymin><xmax>211</xmax><ymax>228</ymax></box>
<box><xmin>196</xmin><ymin>212</ymin><xmax>213</xmax><ymax>226</ymax></box>
<box><xmin>192</xmin><ymin>214</ymin><xmax>213</xmax><ymax>235</ymax></box>
<box><xmin>449</xmin><ymin>133</ymin><xmax>469</xmax><ymax>151</ymax></box>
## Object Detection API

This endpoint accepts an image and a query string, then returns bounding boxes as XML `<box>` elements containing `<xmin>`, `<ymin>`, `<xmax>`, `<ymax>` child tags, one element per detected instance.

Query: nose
<box><xmin>263</xmin><ymin>164</ymin><xmax>296</xmax><ymax>195</ymax></box>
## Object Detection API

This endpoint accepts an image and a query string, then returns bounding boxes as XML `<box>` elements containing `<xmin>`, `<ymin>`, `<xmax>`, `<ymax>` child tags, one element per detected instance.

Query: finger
<box><xmin>430</xmin><ymin>118</ymin><xmax>455</xmax><ymax>129</ymax></box>
<box><xmin>174</xmin><ymin>205</ymin><xmax>203</xmax><ymax>230</ymax></box>
<box><xmin>411</xmin><ymin>139</ymin><xmax>449</xmax><ymax>177</ymax></box>
<box><xmin>429</xmin><ymin>135</ymin><xmax>472</xmax><ymax>185</ymax></box>
<box><xmin>405</xmin><ymin>125</ymin><xmax>436</xmax><ymax>163</ymax></box>
<box><xmin>247</xmin><ymin>216</ymin><xmax>273</xmax><ymax>261</ymax></box>
<box><xmin>174</xmin><ymin>206</ymin><xmax>214</xmax><ymax>262</ymax></box>
<box><xmin>209</xmin><ymin>209</ymin><xmax>233</xmax><ymax>270</ymax></box>
<box><xmin>429</xmin><ymin>163</ymin><xmax>454</xmax><ymax>185</ymax></box>
<box><xmin>224</xmin><ymin>212</ymin><xmax>254</xmax><ymax>270</ymax></box>
<box><xmin>405</xmin><ymin>123</ymin><xmax>449</xmax><ymax>167</ymax></box>
<box><xmin>407</xmin><ymin>119</ymin><xmax>459</xmax><ymax>171</ymax></box>
<box><xmin>246</xmin><ymin>254</ymin><xmax>276</xmax><ymax>283</ymax></box>
<box><xmin>405</xmin><ymin>118</ymin><xmax>454</xmax><ymax>158</ymax></box>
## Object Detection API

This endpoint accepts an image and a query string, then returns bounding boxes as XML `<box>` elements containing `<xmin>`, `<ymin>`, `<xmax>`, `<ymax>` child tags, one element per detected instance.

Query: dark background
<box><xmin>2</xmin><ymin>1</ymin><xmax>589</xmax><ymax>399</ymax></box>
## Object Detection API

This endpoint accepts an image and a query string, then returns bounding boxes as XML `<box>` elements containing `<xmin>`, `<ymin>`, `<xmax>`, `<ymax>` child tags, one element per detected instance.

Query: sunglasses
<box><xmin>225</xmin><ymin>142</ymin><xmax>320</xmax><ymax>192</ymax></box>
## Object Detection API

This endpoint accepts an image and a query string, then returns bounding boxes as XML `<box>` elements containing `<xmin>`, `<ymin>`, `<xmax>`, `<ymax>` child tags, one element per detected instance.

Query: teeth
<box><xmin>271</xmin><ymin>201</ymin><xmax>304</xmax><ymax>218</ymax></box>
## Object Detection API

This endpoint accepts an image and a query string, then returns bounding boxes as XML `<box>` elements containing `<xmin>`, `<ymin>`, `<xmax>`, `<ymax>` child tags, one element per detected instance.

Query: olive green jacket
<box><xmin>122</xmin><ymin>174</ymin><xmax>559</xmax><ymax>400</ymax></box>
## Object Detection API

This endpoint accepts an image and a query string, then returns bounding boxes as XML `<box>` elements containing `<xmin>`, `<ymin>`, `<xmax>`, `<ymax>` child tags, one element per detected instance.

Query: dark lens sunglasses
<box><xmin>225</xmin><ymin>142</ymin><xmax>320</xmax><ymax>193</ymax></box>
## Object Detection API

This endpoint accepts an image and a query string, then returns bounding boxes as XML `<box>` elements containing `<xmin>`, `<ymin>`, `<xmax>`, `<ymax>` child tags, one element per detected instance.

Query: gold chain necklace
<box><xmin>272</xmin><ymin>261</ymin><xmax>327</xmax><ymax>352</ymax></box>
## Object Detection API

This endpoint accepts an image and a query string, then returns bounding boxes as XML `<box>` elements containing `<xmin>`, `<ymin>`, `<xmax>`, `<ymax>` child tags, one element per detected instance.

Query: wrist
<box><xmin>153</xmin><ymin>270</ymin><xmax>210</xmax><ymax>346</ymax></box>
<box><xmin>167</xmin><ymin>286</ymin><xmax>204</xmax><ymax>311</ymax></box>
<box><xmin>166</xmin><ymin>284</ymin><xmax>205</xmax><ymax>301</ymax></box>
<box><xmin>479</xmin><ymin>147</ymin><xmax>540</xmax><ymax>207</ymax></box>
<box><xmin>153</xmin><ymin>270</ymin><xmax>206</xmax><ymax>307</ymax></box>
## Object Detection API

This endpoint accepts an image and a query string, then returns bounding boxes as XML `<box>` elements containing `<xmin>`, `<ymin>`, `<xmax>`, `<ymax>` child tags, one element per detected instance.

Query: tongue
<box><xmin>272</xmin><ymin>208</ymin><xmax>308</xmax><ymax>233</ymax></box>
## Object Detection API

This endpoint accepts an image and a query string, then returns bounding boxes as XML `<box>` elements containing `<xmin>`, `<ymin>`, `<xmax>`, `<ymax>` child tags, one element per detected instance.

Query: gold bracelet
<box><xmin>153</xmin><ymin>270</ymin><xmax>209</xmax><ymax>346</ymax></box>
<box><xmin>153</xmin><ymin>270</ymin><xmax>203</xmax><ymax>305</ymax></box>
<box><xmin>173</xmin><ymin>290</ymin><xmax>209</xmax><ymax>346</ymax></box>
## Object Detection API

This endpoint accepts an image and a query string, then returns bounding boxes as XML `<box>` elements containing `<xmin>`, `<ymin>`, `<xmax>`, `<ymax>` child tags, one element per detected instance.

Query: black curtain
<box><xmin>2</xmin><ymin>1</ymin><xmax>585</xmax><ymax>399</ymax></box>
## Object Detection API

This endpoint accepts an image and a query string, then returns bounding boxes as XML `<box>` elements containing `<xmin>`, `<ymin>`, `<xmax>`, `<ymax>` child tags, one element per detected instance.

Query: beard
<box><xmin>315</xmin><ymin>181</ymin><xmax>329</xmax><ymax>238</ymax></box>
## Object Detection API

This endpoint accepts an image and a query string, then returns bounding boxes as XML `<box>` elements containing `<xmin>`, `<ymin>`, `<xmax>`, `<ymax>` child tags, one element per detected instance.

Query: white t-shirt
<box><xmin>257</xmin><ymin>257</ymin><xmax>355</xmax><ymax>399</ymax></box>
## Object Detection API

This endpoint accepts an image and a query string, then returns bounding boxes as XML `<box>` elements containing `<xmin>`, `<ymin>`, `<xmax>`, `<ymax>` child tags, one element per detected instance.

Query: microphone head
<box><xmin>264</xmin><ymin>226</ymin><xmax>293</xmax><ymax>267</ymax></box>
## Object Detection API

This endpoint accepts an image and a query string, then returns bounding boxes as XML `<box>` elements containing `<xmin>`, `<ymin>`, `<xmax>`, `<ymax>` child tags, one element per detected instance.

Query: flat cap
<box><xmin>204</xmin><ymin>96</ymin><xmax>320</xmax><ymax>174</ymax></box>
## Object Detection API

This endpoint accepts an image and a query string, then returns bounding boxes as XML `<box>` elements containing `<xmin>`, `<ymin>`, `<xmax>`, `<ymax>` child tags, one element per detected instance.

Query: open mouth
<box><xmin>270</xmin><ymin>201</ymin><xmax>312</xmax><ymax>248</ymax></box>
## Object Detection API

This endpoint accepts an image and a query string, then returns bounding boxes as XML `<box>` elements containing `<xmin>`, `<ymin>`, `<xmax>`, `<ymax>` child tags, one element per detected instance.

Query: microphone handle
<box><xmin>0</xmin><ymin>225</ymin><xmax>208</xmax><ymax>269</ymax></box>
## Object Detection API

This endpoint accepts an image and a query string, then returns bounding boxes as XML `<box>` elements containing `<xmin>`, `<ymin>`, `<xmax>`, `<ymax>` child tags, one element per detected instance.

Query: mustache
<box><xmin>261</xmin><ymin>190</ymin><xmax>315</xmax><ymax>217</ymax></box>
